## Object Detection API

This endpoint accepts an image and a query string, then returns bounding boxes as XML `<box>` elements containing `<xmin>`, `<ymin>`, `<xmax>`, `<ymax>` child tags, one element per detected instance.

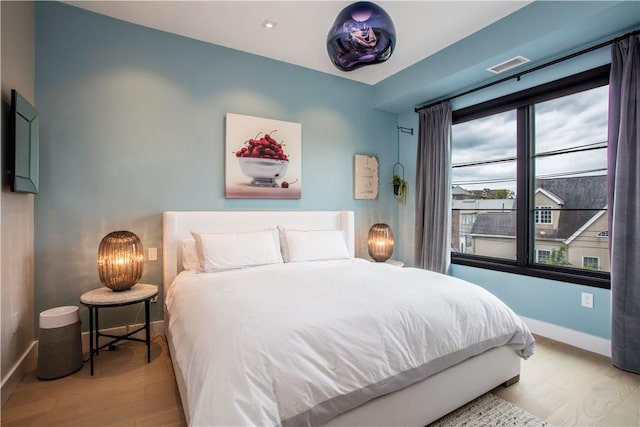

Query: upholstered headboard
<box><xmin>162</xmin><ymin>210</ymin><xmax>355</xmax><ymax>295</ymax></box>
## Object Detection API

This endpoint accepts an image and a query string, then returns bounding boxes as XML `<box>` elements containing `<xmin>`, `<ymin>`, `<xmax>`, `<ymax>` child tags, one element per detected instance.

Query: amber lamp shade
<box><xmin>97</xmin><ymin>231</ymin><xmax>144</xmax><ymax>292</ymax></box>
<box><xmin>368</xmin><ymin>223</ymin><xmax>394</xmax><ymax>262</ymax></box>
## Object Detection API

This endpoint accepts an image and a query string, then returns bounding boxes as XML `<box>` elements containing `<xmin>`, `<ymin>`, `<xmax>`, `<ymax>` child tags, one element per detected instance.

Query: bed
<box><xmin>162</xmin><ymin>210</ymin><xmax>534</xmax><ymax>426</ymax></box>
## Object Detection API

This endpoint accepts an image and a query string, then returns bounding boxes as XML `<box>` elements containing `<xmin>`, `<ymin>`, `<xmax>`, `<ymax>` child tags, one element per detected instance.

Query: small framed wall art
<box><xmin>353</xmin><ymin>154</ymin><xmax>379</xmax><ymax>200</ymax></box>
<box><xmin>225</xmin><ymin>113</ymin><xmax>301</xmax><ymax>199</ymax></box>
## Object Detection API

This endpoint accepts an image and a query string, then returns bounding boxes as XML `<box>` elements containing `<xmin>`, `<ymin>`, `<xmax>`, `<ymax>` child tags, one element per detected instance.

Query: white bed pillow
<box><xmin>192</xmin><ymin>228</ymin><xmax>283</xmax><ymax>272</ymax></box>
<box><xmin>181</xmin><ymin>239</ymin><xmax>201</xmax><ymax>271</ymax></box>
<box><xmin>279</xmin><ymin>228</ymin><xmax>351</xmax><ymax>262</ymax></box>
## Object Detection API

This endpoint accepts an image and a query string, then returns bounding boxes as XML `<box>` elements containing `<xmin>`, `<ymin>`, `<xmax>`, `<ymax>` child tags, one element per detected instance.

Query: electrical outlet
<box><xmin>581</xmin><ymin>292</ymin><xmax>594</xmax><ymax>309</ymax></box>
<box><xmin>151</xmin><ymin>296</ymin><xmax>158</xmax><ymax>303</ymax></box>
<box><xmin>148</xmin><ymin>247</ymin><xmax>158</xmax><ymax>261</ymax></box>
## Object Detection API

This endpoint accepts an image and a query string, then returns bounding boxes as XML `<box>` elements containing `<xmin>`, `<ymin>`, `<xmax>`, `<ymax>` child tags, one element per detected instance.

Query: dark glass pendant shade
<box><xmin>326</xmin><ymin>1</ymin><xmax>396</xmax><ymax>72</ymax></box>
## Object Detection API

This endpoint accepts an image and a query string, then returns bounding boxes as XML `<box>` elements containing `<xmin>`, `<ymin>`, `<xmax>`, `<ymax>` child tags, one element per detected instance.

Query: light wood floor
<box><xmin>1</xmin><ymin>335</ymin><xmax>184</xmax><ymax>426</ymax></box>
<box><xmin>1</xmin><ymin>334</ymin><xmax>638</xmax><ymax>426</ymax></box>
<box><xmin>492</xmin><ymin>335</ymin><xmax>639</xmax><ymax>427</ymax></box>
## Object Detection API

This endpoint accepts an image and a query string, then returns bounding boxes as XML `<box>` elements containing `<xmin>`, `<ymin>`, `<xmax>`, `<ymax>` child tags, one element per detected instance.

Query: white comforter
<box><xmin>166</xmin><ymin>259</ymin><xmax>535</xmax><ymax>427</ymax></box>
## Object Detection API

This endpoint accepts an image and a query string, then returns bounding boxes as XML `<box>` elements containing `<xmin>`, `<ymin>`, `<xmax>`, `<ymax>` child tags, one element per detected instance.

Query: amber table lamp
<box><xmin>97</xmin><ymin>231</ymin><xmax>144</xmax><ymax>291</ymax></box>
<box><xmin>368</xmin><ymin>223</ymin><xmax>394</xmax><ymax>262</ymax></box>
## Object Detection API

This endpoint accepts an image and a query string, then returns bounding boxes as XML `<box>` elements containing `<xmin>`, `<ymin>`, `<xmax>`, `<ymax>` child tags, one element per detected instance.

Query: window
<box><xmin>451</xmin><ymin>110</ymin><xmax>517</xmax><ymax>261</ymax></box>
<box><xmin>450</xmin><ymin>66</ymin><xmax>610</xmax><ymax>289</ymax></box>
<box><xmin>535</xmin><ymin>206</ymin><xmax>553</xmax><ymax>224</ymax></box>
<box><xmin>583</xmin><ymin>256</ymin><xmax>600</xmax><ymax>270</ymax></box>
<box><xmin>461</xmin><ymin>213</ymin><xmax>476</xmax><ymax>225</ymax></box>
<box><xmin>536</xmin><ymin>250</ymin><xmax>551</xmax><ymax>263</ymax></box>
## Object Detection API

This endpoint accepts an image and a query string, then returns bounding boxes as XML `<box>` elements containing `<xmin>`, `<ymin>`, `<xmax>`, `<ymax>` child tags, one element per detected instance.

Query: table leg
<box><xmin>89</xmin><ymin>307</ymin><xmax>94</xmax><ymax>376</ymax></box>
<box><xmin>95</xmin><ymin>307</ymin><xmax>100</xmax><ymax>356</ymax></box>
<box><xmin>145</xmin><ymin>300</ymin><xmax>151</xmax><ymax>363</ymax></box>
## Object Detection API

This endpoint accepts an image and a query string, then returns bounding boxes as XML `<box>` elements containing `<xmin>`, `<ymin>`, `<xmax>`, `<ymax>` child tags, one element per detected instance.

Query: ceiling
<box><xmin>64</xmin><ymin>1</ymin><xmax>531</xmax><ymax>85</ymax></box>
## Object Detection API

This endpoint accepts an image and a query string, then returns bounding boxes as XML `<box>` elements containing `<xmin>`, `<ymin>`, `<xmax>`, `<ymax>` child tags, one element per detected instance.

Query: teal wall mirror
<box><xmin>10</xmin><ymin>89</ymin><xmax>39</xmax><ymax>194</ymax></box>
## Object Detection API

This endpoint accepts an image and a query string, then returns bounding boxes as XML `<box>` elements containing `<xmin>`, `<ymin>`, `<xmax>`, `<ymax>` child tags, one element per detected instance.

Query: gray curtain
<box><xmin>608</xmin><ymin>34</ymin><xmax>640</xmax><ymax>374</ymax></box>
<box><xmin>415</xmin><ymin>101</ymin><xmax>452</xmax><ymax>273</ymax></box>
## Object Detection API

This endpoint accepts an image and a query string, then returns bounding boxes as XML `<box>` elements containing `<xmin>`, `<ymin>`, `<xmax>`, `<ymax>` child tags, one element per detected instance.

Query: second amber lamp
<box><xmin>368</xmin><ymin>223</ymin><xmax>394</xmax><ymax>262</ymax></box>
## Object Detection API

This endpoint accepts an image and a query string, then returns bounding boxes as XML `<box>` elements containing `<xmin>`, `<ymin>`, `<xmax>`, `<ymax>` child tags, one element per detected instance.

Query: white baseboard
<box><xmin>80</xmin><ymin>320</ymin><xmax>165</xmax><ymax>352</ymax></box>
<box><xmin>521</xmin><ymin>316</ymin><xmax>611</xmax><ymax>357</ymax></box>
<box><xmin>1</xmin><ymin>340</ymin><xmax>37</xmax><ymax>408</ymax></box>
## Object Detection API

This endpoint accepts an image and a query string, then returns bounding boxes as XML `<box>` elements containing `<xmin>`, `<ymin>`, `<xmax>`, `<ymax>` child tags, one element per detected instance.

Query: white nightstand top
<box><xmin>385</xmin><ymin>259</ymin><xmax>405</xmax><ymax>267</ymax></box>
<box><xmin>368</xmin><ymin>258</ymin><xmax>405</xmax><ymax>267</ymax></box>
<box><xmin>80</xmin><ymin>283</ymin><xmax>157</xmax><ymax>306</ymax></box>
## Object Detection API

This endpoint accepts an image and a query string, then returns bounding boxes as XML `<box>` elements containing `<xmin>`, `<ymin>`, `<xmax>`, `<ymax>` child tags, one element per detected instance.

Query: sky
<box><xmin>451</xmin><ymin>85</ymin><xmax>609</xmax><ymax>194</ymax></box>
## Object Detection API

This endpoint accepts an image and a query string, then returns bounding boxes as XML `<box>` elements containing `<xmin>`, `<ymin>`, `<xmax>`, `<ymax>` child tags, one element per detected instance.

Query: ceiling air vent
<box><xmin>487</xmin><ymin>56</ymin><xmax>530</xmax><ymax>74</ymax></box>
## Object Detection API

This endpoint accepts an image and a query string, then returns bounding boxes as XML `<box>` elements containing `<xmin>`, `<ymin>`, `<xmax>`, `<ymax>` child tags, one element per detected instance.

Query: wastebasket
<box><xmin>37</xmin><ymin>306</ymin><xmax>83</xmax><ymax>379</ymax></box>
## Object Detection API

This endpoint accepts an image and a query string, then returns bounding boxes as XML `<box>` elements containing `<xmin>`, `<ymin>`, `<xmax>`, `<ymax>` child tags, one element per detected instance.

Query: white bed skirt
<box><xmin>166</xmin><ymin>314</ymin><xmax>520</xmax><ymax>427</ymax></box>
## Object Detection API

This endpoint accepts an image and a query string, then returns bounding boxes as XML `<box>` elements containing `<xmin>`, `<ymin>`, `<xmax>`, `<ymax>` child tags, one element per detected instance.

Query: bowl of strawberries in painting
<box><xmin>235</xmin><ymin>131</ymin><xmax>289</xmax><ymax>187</ymax></box>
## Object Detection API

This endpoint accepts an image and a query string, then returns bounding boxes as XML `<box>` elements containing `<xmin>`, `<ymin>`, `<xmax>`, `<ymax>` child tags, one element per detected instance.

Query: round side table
<box><xmin>80</xmin><ymin>283</ymin><xmax>158</xmax><ymax>376</ymax></box>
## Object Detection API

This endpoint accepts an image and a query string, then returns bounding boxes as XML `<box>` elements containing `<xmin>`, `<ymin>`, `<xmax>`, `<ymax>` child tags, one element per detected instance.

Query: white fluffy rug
<box><xmin>428</xmin><ymin>393</ymin><xmax>552</xmax><ymax>427</ymax></box>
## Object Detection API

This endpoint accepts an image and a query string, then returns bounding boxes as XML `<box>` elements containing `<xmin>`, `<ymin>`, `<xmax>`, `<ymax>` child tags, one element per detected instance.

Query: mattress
<box><xmin>165</xmin><ymin>258</ymin><xmax>535</xmax><ymax>426</ymax></box>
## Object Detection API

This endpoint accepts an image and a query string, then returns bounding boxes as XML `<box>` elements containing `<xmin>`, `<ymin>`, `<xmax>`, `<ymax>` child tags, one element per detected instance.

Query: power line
<box><xmin>536</xmin><ymin>168</ymin><xmax>607</xmax><ymax>179</ymax></box>
<box><xmin>535</xmin><ymin>140</ymin><xmax>607</xmax><ymax>158</ymax></box>
<box><xmin>452</xmin><ymin>167</ymin><xmax>606</xmax><ymax>186</ymax></box>
<box><xmin>452</xmin><ymin>140</ymin><xmax>607</xmax><ymax>168</ymax></box>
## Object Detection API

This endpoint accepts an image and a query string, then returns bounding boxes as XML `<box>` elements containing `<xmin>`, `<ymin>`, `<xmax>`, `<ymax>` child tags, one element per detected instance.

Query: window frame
<box><xmin>451</xmin><ymin>65</ymin><xmax>611</xmax><ymax>289</ymax></box>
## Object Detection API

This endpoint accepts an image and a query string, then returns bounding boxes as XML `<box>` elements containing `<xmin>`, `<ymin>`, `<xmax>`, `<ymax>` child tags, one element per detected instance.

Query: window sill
<box><xmin>451</xmin><ymin>255</ymin><xmax>610</xmax><ymax>289</ymax></box>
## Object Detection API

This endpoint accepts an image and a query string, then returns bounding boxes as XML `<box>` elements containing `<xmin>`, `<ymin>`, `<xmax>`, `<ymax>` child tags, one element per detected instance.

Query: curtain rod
<box><xmin>414</xmin><ymin>28</ymin><xmax>640</xmax><ymax>113</ymax></box>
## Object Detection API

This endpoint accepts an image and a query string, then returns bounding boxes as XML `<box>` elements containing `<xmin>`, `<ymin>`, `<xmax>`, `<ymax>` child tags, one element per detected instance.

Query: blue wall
<box><xmin>34</xmin><ymin>2</ymin><xmax>398</xmax><ymax>330</ymax></box>
<box><xmin>451</xmin><ymin>265</ymin><xmax>611</xmax><ymax>339</ymax></box>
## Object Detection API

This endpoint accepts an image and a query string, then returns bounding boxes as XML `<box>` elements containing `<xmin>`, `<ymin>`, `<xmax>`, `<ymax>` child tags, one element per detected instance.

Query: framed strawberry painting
<box><xmin>225</xmin><ymin>113</ymin><xmax>302</xmax><ymax>199</ymax></box>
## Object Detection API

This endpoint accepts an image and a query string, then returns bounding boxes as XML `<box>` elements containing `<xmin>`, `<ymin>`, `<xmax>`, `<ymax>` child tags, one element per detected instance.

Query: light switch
<box><xmin>148</xmin><ymin>247</ymin><xmax>158</xmax><ymax>261</ymax></box>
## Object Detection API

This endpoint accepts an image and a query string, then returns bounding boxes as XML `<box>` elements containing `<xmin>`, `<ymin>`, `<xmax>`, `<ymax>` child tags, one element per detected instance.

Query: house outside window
<box><xmin>450</xmin><ymin>66</ymin><xmax>610</xmax><ymax>289</ymax></box>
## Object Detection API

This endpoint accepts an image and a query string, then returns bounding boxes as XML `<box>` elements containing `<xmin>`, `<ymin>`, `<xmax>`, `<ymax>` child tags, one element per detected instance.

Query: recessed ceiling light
<box><xmin>262</xmin><ymin>20</ymin><xmax>277</xmax><ymax>30</ymax></box>
<box><xmin>487</xmin><ymin>56</ymin><xmax>530</xmax><ymax>74</ymax></box>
